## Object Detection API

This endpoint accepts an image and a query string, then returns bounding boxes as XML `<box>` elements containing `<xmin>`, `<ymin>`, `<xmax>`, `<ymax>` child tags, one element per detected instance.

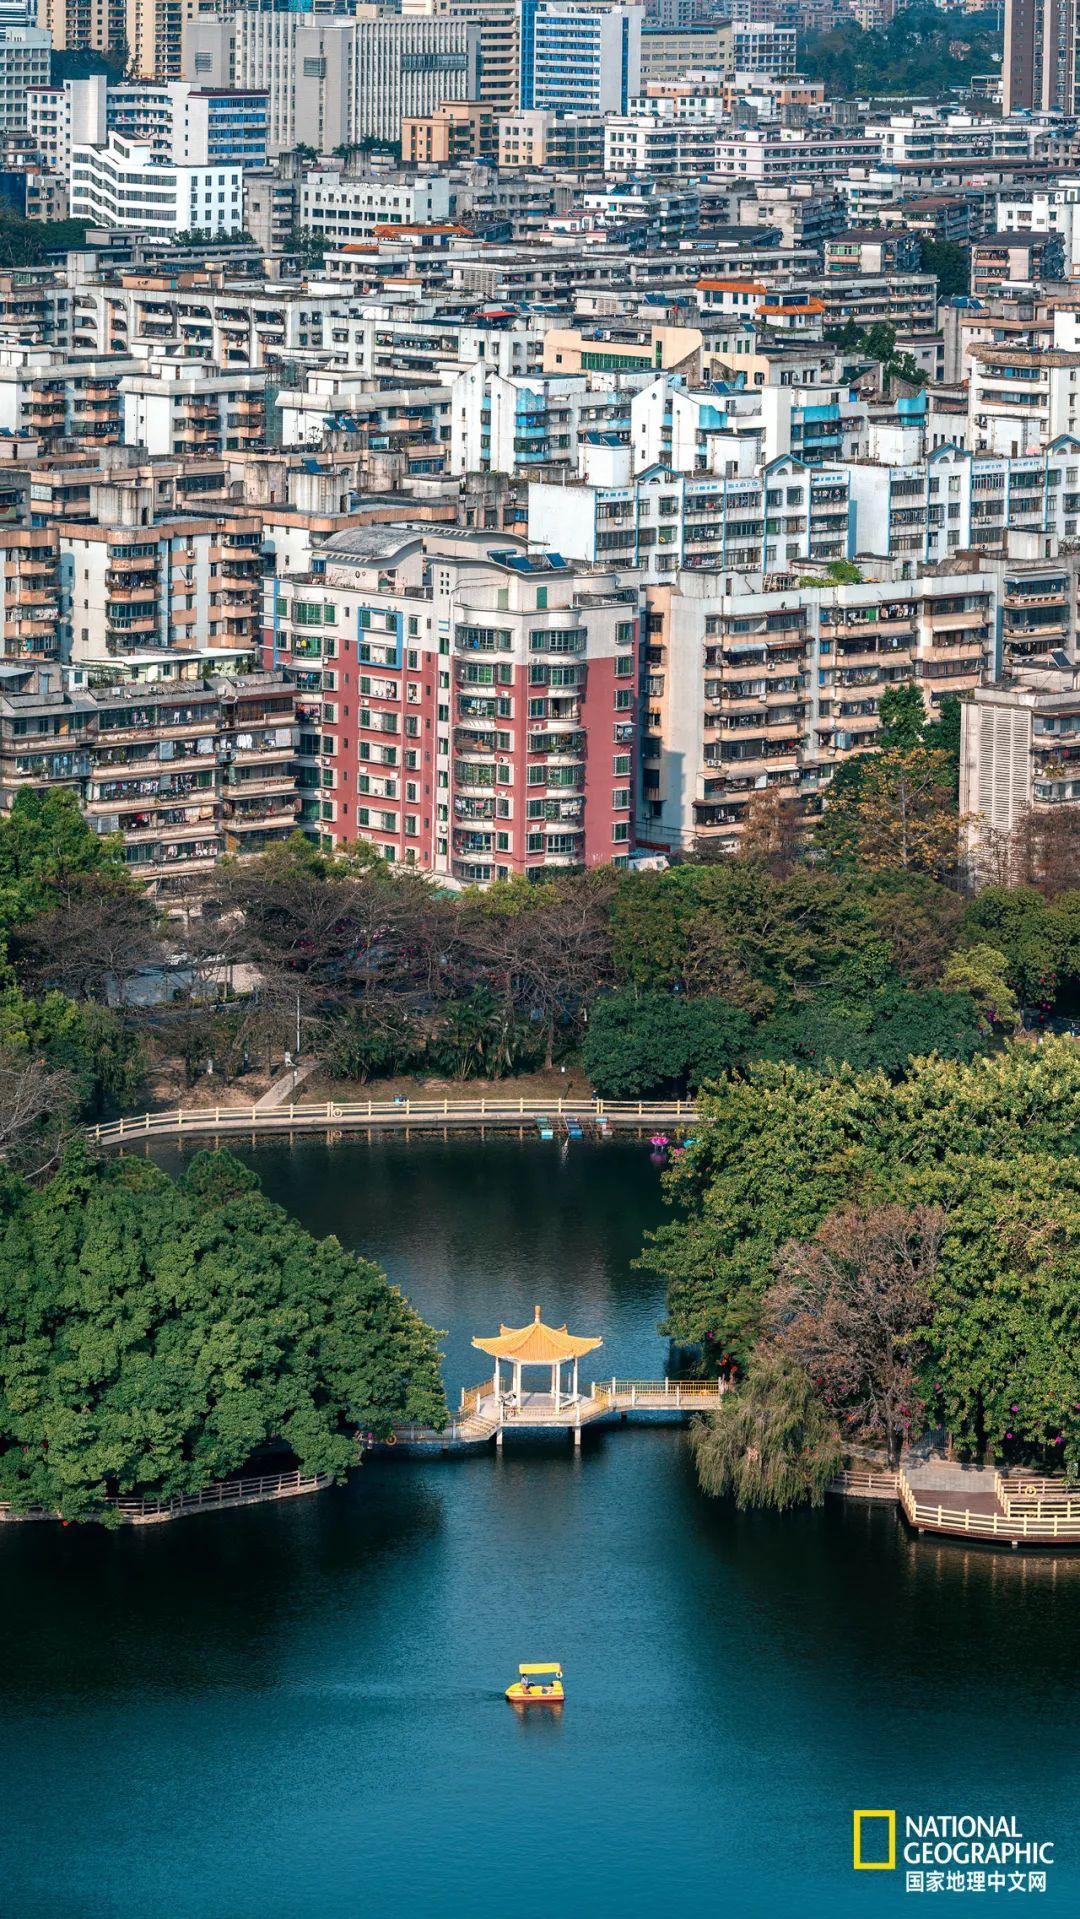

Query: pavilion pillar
<box><xmin>572</xmin><ymin>1356</ymin><xmax>579</xmax><ymax>1402</ymax></box>
<box><xmin>493</xmin><ymin>1356</ymin><xmax>499</xmax><ymax>1405</ymax></box>
<box><xmin>553</xmin><ymin>1361</ymin><xmax>560</xmax><ymax>1413</ymax></box>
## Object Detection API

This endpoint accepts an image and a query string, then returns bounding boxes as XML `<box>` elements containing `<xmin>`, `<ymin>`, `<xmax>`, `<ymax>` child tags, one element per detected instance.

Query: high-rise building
<box><xmin>36</xmin><ymin>0</ymin><xmax>124</xmax><ymax>55</ymax></box>
<box><xmin>401</xmin><ymin>0</ymin><xmax>518</xmax><ymax>115</ymax></box>
<box><xmin>188</xmin><ymin>9</ymin><xmax>480</xmax><ymax>151</ymax></box>
<box><xmin>0</xmin><ymin>24</ymin><xmax>50</xmax><ymax>130</ymax></box>
<box><xmin>519</xmin><ymin>0</ymin><xmax>642</xmax><ymax>116</ymax></box>
<box><xmin>1004</xmin><ymin>0</ymin><xmax>1078</xmax><ymax>113</ymax></box>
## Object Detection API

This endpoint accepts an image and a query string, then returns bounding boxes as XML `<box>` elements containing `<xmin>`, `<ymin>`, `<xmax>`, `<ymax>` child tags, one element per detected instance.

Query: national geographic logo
<box><xmin>853</xmin><ymin>1813</ymin><xmax>1055</xmax><ymax>1895</ymax></box>
<box><xmin>853</xmin><ymin>1811</ymin><xmax>896</xmax><ymax>1872</ymax></box>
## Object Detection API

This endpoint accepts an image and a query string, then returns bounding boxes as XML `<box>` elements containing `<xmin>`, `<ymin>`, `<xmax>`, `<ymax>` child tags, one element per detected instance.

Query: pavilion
<box><xmin>472</xmin><ymin>1307</ymin><xmax>603</xmax><ymax>1416</ymax></box>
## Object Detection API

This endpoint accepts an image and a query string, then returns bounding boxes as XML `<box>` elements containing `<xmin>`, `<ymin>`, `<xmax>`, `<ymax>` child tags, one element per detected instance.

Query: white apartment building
<box><xmin>727</xmin><ymin>20</ymin><xmax>796</xmax><ymax>79</ymax></box>
<box><xmin>522</xmin><ymin>1</ymin><xmax>642</xmax><ymax>116</ymax></box>
<box><xmin>602</xmin><ymin>111</ymin><xmax>720</xmax><ymax>177</ymax></box>
<box><xmin>844</xmin><ymin>438</ymin><xmax>1080</xmax><ymax>564</ymax></box>
<box><xmin>188</xmin><ymin>9</ymin><xmax>480</xmax><ymax>153</ymax></box>
<box><xmin>996</xmin><ymin>182</ymin><xmax>1080</xmax><ymax>277</ymax></box>
<box><xmin>30</xmin><ymin>74</ymin><xmax>268</xmax><ymax>173</ymax></box>
<box><xmin>120</xmin><ymin>358</ymin><xmax>267</xmax><ymax>456</ymax></box>
<box><xmin>969</xmin><ymin>341</ymin><xmax>1080</xmax><ymax>454</ymax></box>
<box><xmin>529</xmin><ymin>444</ymin><xmax>853</xmax><ymax>582</ymax></box>
<box><xmin>297</xmin><ymin>172</ymin><xmax>452</xmax><ymax>244</ymax></box>
<box><xmin>450</xmin><ymin>365</ymin><xmax>632</xmax><ymax>474</ymax></box>
<box><xmin>0</xmin><ymin>22</ymin><xmax>47</xmax><ymax>131</ymax></box>
<box><xmin>70</xmin><ymin>132</ymin><xmax>244</xmax><ymax>236</ymax></box>
<box><xmin>631</xmin><ymin>373</ymin><xmax>866</xmax><ymax>475</ymax></box>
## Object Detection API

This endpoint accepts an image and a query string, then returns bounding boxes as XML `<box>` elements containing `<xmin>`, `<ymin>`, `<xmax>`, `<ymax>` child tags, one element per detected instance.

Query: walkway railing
<box><xmin>0</xmin><ymin>1468</ymin><xmax>332</xmax><ymax>1527</ymax></box>
<box><xmin>899</xmin><ymin>1470</ymin><xmax>1080</xmax><ymax>1542</ymax></box>
<box><xmin>995</xmin><ymin>1472</ymin><xmax>1080</xmax><ymax>1520</ymax></box>
<box><xmin>831</xmin><ymin>1467</ymin><xmax>900</xmax><ymax>1501</ymax></box>
<box><xmin>89</xmin><ymin>1097</ymin><xmax>703</xmax><ymax>1147</ymax></box>
<box><xmin>596</xmin><ymin>1378</ymin><xmax>727</xmax><ymax>1409</ymax></box>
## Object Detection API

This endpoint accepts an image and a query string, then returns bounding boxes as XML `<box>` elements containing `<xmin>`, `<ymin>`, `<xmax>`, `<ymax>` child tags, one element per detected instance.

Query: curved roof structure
<box><xmin>472</xmin><ymin>1306</ymin><xmax>603</xmax><ymax>1366</ymax></box>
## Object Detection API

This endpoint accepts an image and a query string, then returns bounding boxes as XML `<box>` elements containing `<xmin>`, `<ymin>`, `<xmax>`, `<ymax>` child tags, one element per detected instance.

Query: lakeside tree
<box><xmin>769</xmin><ymin>1203</ymin><xmax>944</xmax><ymax>1464</ymax></box>
<box><xmin>0</xmin><ymin>1148</ymin><xmax>447</xmax><ymax>1519</ymax></box>
<box><xmin>643</xmin><ymin>1042</ymin><xmax>1080</xmax><ymax>1469</ymax></box>
<box><xmin>690</xmin><ymin>1355</ymin><xmax>843</xmax><ymax>1511</ymax></box>
<box><xmin>582</xmin><ymin>991</ymin><xmax>751</xmax><ymax>1098</ymax></box>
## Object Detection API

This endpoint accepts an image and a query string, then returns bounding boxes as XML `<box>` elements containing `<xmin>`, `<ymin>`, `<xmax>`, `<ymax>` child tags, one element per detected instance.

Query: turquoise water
<box><xmin>1</xmin><ymin>1138</ymin><xmax>1077</xmax><ymax>1918</ymax></box>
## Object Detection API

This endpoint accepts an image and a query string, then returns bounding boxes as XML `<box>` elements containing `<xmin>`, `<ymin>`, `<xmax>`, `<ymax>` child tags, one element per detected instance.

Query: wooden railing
<box><xmin>899</xmin><ymin>1471</ymin><xmax>1080</xmax><ymax>1542</ymax></box>
<box><xmin>458</xmin><ymin>1378</ymin><xmax>496</xmax><ymax>1420</ymax></box>
<box><xmin>995</xmin><ymin>1472</ymin><xmax>1080</xmax><ymax>1520</ymax></box>
<box><xmin>90</xmin><ymin>1097</ymin><xmax>704</xmax><ymax>1147</ymax></box>
<box><xmin>0</xmin><ymin>1467</ymin><xmax>332</xmax><ymax>1528</ymax></box>
<box><xmin>831</xmin><ymin>1467</ymin><xmax>900</xmax><ymax>1501</ymax></box>
<box><xmin>594</xmin><ymin>1378</ymin><xmax>727</xmax><ymax>1408</ymax></box>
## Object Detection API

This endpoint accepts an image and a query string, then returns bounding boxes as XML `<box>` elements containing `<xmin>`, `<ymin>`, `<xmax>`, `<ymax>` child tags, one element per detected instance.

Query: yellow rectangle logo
<box><xmin>853</xmin><ymin>1810</ymin><xmax>896</xmax><ymax>1871</ymax></box>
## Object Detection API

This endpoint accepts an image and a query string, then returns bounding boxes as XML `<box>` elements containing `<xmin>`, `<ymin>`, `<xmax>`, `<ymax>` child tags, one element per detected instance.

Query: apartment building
<box><xmin>69</xmin><ymin>276</ymin><xmax>349</xmax><ymax>367</ymax></box>
<box><xmin>528</xmin><ymin>446</ymin><xmax>853</xmax><ymax>583</ymax></box>
<box><xmin>402</xmin><ymin>101</ymin><xmax>495</xmax><ymax>164</ymax></box>
<box><xmin>0</xmin><ymin>347</ymin><xmax>138</xmax><ymax>448</ymax></box>
<box><xmin>631</xmin><ymin>372</ymin><xmax>867</xmax><ymax>474</ymax></box>
<box><xmin>69</xmin><ymin>133</ymin><xmax>244</xmax><ymax>237</ymax></box>
<box><xmin>263</xmin><ymin>526</ymin><xmax>638</xmax><ymax>881</ymax></box>
<box><xmin>120</xmin><ymin>358</ymin><xmax>267</xmax><ymax>457</ymax></box>
<box><xmin>36</xmin><ymin>0</ymin><xmax>124</xmax><ymax>55</ymax></box>
<box><xmin>297</xmin><ymin>172</ymin><xmax>452</xmax><ymax>245</ymax></box>
<box><xmin>191</xmin><ymin>10</ymin><xmax>482</xmax><ymax>153</ymax></box>
<box><xmin>450</xmin><ymin>366</ymin><xmax>631</xmax><ymax>475</ymax></box>
<box><xmin>844</xmin><ymin>437</ymin><xmax>1080</xmax><ymax>563</ymax></box>
<box><xmin>0</xmin><ymin>527</ymin><xmax>61</xmax><ymax>662</ymax></box>
<box><xmin>61</xmin><ymin>513</ymin><xmax>263</xmax><ymax>670</ymax></box>
<box><xmin>0</xmin><ymin>665</ymin><xmax>299</xmax><ymax>886</ymax></box>
<box><xmin>638</xmin><ymin>566</ymin><xmax>999</xmax><ymax>855</ymax></box>
<box><xmin>961</xmin><ymin>661</ymin><xmax>1080</xmax><ymax>861</ymax></box>
<box><xmin>968</xmin><ymin>343</ymin><xmax>1080</xmax><ymax>453</ymax></box>
<box><xmin>0</xmin><ymin>23</ymin><xmax>48</xmax><ymax>131</ymax></box>
<box><xmin>401</xmin><ymin>0</ymin><xmax>518</xmax><ymax>115</ymax></box>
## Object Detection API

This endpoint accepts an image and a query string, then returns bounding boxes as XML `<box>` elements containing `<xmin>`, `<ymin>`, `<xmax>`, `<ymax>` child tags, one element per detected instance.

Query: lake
<box><xmin>1</xmin><ymin>1137</ymin><xmax>1077</xmax><ymax>1918</ymax></box>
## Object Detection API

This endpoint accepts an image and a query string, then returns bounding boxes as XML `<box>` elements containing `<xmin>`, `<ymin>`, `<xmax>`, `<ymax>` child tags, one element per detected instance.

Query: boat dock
<box><xmin>835</xmin><ymin>1462</ymin><xmax>1080</xmax><ymax>1548</ymax></box>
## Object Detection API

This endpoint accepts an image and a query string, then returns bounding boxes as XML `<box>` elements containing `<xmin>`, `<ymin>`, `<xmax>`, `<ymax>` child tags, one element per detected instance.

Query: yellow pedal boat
<box><xmin>506</xmin><ymin>1662</ymin><xmax>564</xmax><ymax>1704</ymax></box>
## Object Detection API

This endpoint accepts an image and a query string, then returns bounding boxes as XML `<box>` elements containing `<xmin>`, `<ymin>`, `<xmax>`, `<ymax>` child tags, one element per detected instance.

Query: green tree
<box><xmin>961</xmin><ymin>884</ymin><xmax>1071</xmax><ymax>1008</ymax></box>
<box><xmin>921</xmin><ymin>238</ymin><xmax>971</xmax><ymax>299</ymax></box>
<box><xmin>746</xmin><ymin>985</ymin><xmax>986</xmax><ymax>1076</ymax></box>
<box><xmin>0</xmin><ymin>1148</ymin><xmax>447</xmax><ymax>1519</ymax></box>
<box><xmin>582</xmin><ymin>991</ymin><xmax>752</xmax><ymax>1098</ymax></box>
<box><xmin>817</xmin><ymin>746</ymin><xmax>960</xmax><ymax>877</ymax></box>
<box><xmin>941</xmin><ymin>943</ymin><xmax>1020</xmax><ymax>1032</ymax></box>
<box><xmin>878</xmin><ymin>682</ymin><xmax>930</xmax><ymax>750</ymax></box>
<box><xmin>690</xmin><ymin>1354</ymin><xmax>843</xmax><ymax>1510</ymax></box>
<box><xmin>644</xmin><ymin>1041</ymin><xmax>1080</xmax><ymax>1467</ymax></box>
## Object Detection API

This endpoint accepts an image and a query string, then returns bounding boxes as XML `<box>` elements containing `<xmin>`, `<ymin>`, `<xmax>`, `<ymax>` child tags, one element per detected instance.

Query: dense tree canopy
<box><xmin>645</xmin><ymin>1041</ymin><xmax>1080</xmax><ymax>1471</ymax></box>
<box><xmin>801</xmin><ymin>6</ymin><xmax>1002</xmax><ymax>97</ymax></box>
<box><xmin>0</xmin><ymin>1148</ymin><xmax>446</xmax><ymax>1518</ymax></box>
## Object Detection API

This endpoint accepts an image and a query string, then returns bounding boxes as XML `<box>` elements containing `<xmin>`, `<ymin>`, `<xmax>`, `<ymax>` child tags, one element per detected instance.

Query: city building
<box><xmin>263</xmin><ymin>527</ymin><xmax>639</xmax><ymax>879</ymax></box>
<box><xmin>519</xmin><ymin>1</ymin><xmax>643</xmax><ymax>116</ymax></box>
<box><xmin>69</xmin><ymin>132</ymin><xmax>244</xmax><ymax>236</ymax></box>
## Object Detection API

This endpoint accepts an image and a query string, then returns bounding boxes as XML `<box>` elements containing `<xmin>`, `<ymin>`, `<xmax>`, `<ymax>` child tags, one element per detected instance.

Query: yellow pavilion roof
<box><xmin>472</xmin><ymin>1306</ymin><xmax>603</xmax><ymax>1366</ymax></box>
